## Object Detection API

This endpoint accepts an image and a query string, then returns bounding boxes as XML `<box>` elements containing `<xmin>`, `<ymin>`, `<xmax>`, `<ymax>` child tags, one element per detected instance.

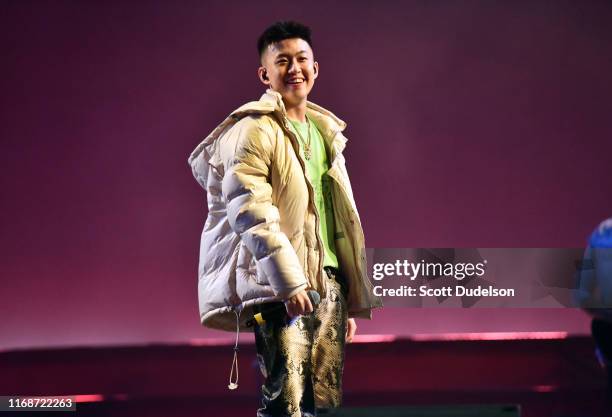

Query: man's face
<box><xmin>258</xmin><ymin>38</ymin><xmax>319</xmax><ymax>107</ymax></box>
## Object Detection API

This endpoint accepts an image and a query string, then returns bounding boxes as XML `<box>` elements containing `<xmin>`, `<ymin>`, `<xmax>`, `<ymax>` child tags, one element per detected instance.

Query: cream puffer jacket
<box><xmin>188</xmin><ymin>90</ymin><xmax>382</xmax><ymax>332</ymax></box>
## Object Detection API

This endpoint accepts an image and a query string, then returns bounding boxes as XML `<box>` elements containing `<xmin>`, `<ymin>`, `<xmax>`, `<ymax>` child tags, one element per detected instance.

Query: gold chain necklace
<box><xmin>292</xmin><ymin>117</ymin><xmax>312</xmax><ymax>160</ymax></box>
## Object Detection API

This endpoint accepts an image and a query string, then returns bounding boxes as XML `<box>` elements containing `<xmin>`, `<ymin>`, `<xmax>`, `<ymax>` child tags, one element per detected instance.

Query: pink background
<box><xmin>1</xmin><ymin>0</ymin><xmax>611</xmax><ymax>350</ymax></box>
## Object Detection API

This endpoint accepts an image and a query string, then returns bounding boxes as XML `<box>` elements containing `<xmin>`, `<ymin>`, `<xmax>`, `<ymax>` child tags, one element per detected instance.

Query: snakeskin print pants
<box><xmin>254</xmin><ymin>269</ymin><xmax>348</xmax><ymax>417</ymax></box>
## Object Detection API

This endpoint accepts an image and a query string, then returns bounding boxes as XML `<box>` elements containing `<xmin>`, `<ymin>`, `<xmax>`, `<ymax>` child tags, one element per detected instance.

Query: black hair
<box><xmin>257</xmin><ymin>21</ymin><xmax>313</xmax><ymax>58</ymax></box>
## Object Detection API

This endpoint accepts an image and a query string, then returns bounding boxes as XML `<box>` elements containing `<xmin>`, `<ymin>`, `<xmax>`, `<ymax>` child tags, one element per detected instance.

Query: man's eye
<box><xmin>298</xmin><ymin>57</ymin><xmax>307</xmax><ymax>62</ymax></box>
<box><xmin>277</xmin><ymin>60</ymin><xmax>288</xmax><ymax>64</ymax></box>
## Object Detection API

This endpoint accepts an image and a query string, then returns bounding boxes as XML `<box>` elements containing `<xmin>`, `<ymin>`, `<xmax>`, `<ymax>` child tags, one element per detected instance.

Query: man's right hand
<box><xmin>284</xmin><ymin>290</ymin><xmax>313</xmax><ymax>318</ymax></box>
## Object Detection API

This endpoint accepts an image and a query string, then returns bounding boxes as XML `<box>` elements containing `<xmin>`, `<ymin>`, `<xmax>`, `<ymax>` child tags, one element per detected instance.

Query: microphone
<box><xmin>246</xmin><ymin>290</ymin><xmax>320</xmax><ymax>327</ymax></box>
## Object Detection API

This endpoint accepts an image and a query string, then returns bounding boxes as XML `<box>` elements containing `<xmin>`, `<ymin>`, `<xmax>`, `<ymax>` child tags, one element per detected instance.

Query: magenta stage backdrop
<box><xmin>1</xmin><ymin>1</ymin><xmax>611</xmax><ymax>350</ymax></box>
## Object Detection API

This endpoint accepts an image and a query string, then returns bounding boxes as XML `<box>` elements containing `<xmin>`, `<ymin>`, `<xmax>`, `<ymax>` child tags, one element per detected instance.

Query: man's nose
<box><xmin>288</xmin><ymin>59</ymin><xmax>301</xmax><ymax>73</ymax></box>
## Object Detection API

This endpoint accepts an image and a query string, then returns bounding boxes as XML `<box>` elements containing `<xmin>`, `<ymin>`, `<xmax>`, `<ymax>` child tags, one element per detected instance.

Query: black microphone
<box><xmin>246</xmin><ymin>290</ymin><xmax>320</xmax><ymax>327</ymax></box>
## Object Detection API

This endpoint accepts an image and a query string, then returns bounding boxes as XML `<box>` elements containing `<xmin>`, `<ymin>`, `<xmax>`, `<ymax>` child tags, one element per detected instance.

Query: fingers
<box><xmin>284</xmin><ymin>290</ymin><xmax>314</xmax><ymax>318</ymax></box>
<box><xmin>283</xmin><ymin>298</ymin><xmax>295</xmax><ymax>318</ymax></box>
<box><xmin>285</xmin><ymin>301</ymin><xmax>300</xmax><ymax>318</ymax></box>
<box><xmin>303</xmin><ymin>295</ymin><xmax>313</xmax><ymax>314</ymax></box>
<box><xmin>346</xmin><ymin>318</ymin><xmax>357</xmax><ymax>343</ymax></box>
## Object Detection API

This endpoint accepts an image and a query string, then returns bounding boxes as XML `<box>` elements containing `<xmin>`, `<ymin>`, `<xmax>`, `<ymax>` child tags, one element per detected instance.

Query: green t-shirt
<box><xmin>288</xmin><ymin>116</ymin><xmax>339</xmax><ymax>269</ymax></box>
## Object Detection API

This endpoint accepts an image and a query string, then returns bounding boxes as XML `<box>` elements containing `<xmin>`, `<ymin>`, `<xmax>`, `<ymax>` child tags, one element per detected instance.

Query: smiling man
<box><xmin>188</xmin><ymin>21</ymin><xmax>381</xmax><ymax>417</ymax></box>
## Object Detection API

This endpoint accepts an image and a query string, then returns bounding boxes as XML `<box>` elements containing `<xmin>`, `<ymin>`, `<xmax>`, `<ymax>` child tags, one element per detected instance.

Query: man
<box><xmin>188</xmin><ymin>21</ymin><xmax>381</xmax><ymax>416</ymax></box>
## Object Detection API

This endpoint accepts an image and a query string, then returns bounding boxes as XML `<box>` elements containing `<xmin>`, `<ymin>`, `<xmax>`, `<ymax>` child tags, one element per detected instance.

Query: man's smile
<box><xmin>287</xmin><ymin>78</ymin><xmax>305</xmax><ymax>86</ymax></box>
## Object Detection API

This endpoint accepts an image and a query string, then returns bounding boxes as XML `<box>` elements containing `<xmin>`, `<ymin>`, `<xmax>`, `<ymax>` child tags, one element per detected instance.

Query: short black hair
<box><xmin>257</xmin><ymin>21</ymin><xmax>313</xmax><ymax>58</ymax></box>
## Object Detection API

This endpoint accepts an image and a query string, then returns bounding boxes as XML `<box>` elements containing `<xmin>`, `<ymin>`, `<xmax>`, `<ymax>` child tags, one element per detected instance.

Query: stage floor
<box><xmin>2</xmin><ymin>334</ymin><xmax>609</xmax><ymax>417</ymax></box>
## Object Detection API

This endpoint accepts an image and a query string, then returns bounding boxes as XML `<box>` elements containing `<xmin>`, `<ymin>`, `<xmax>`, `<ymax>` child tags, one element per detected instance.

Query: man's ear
<box><xmin>313</xmin><ymin>61</ymin><xmax>319</xmax><ymax>80</ymax></box>
<box><xmin>258</xmin><ymin>66</ymin><xmax>271</xmax><ymax>86</ymax></box>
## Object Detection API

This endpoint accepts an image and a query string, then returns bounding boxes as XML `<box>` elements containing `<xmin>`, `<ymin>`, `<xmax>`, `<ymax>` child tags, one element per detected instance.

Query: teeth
<box><xmin>288</xmin><ymin>79</ymin><xmax>303</xmax><ymax>84</ymax></box>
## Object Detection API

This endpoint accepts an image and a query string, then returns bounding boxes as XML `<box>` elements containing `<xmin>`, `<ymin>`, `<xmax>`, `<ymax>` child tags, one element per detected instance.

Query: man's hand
<box><xmin>284</xmin><ymin>290</ymin><xmax>313</xmax><ymax>318</ymax></box>
<box><xmin>346</xmin><ymin>318</ymin><xmax>357</xmax><ymax>343</ymax></box>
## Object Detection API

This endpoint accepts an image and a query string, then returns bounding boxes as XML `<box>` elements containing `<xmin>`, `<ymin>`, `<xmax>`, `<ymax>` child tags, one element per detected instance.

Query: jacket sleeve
<box><xmin>219</xmin><ymin>118</ymin><xmax>308</xmax><ymax>300</ymax></box>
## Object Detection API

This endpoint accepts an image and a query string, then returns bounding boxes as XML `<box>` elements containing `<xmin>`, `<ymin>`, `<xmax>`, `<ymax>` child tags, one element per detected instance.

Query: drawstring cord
<box><xmin>228</xmin><ymin>306</ymin><xmax>242</xmax><ymax>390</ymax></box>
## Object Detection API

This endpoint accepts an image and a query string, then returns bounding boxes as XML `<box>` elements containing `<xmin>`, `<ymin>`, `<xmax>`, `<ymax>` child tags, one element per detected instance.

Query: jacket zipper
<box><xmin>328</xmin><ymin>168</ymin><xmax>365</xmax><ymax>259</ymax></box>
<box><xmin>280</xmin><ymin>116</ymin><xmax>326</xmax><ymax>293</ymax></box>
<box><xmin>327</xmin><ymin>172</ymin><xmax>381</xmax><ymax>310</ymax></box>
<box><xmin>326</xmin><ymin>130</ymin><xmax>374</xmax><ymax>303</ymax></box>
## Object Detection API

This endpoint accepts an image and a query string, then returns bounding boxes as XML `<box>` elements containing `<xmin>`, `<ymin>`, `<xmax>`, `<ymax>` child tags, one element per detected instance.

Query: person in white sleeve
<box><xmin>188</xmin><ymin>21</ymin><xmax>382</xmax><ymax>417</ymax></box>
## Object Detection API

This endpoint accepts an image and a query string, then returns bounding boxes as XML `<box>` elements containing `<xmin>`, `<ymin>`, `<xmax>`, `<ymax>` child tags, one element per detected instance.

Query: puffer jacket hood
<box><xmin>189</xmin><ymin>89</ymin><xmax>382</xmax><ymax>332</ymax></box>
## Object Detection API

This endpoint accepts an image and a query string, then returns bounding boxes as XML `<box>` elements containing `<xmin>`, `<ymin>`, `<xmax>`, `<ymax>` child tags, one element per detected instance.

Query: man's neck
<box><xmin>285</xmin><ymin>101</ymin><xmax>308</xmax><ymax>123</ymax></box>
